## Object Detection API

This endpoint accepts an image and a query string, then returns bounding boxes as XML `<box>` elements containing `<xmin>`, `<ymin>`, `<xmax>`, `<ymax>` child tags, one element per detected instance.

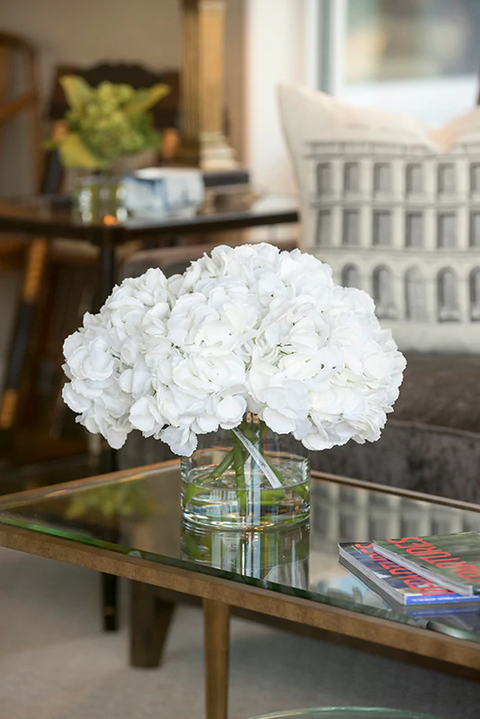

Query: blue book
<box><xmin>338</xmin><ymin>541</ymin><xmax>480</xmax><ymax>607</ymax></box>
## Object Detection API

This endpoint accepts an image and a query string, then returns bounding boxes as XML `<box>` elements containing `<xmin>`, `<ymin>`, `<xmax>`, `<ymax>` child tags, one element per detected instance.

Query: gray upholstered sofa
<box><xmin>312</xmin><ymin>353</ymin><xmax>480</xmax><ymax>504</ymax></box>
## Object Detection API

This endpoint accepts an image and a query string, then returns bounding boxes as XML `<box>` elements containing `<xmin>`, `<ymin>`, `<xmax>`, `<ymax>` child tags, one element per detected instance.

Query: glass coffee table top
<box><xmin>0</xmin><ymin>462</ymin><xmax>479</xmax><ymax>643</ymax></box>
<box><xmin>248</xmin><ymin>709</ymin><xmax>441</xmax><ymax>719</ymax></box>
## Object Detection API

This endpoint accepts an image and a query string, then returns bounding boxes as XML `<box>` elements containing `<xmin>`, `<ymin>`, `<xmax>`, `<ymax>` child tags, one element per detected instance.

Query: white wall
<box><xmin>0</xmin><ymin>0</ymin><xmax>244</xmax><ymax>195</ymax></box>
<box><xmin>2</xmin><ymin>0</ymin><xmax>182</xmax><ymax>104</ymax></box>
<box><xmin>244</xmin><ymin>0</ymin><xmax>316</xmax><ymax>194</ymax></box>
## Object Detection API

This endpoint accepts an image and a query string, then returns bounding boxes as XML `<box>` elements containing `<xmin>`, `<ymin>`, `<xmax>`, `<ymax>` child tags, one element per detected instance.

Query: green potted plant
<box><xmin>49</xmin><ymin>76</ymin><xmax>169</xmax><ymax>216</ymax></box>
<box><xmin>51</xmin><ymin>75</ymin><xmax>169</xmax><ymax>171</ymax></box>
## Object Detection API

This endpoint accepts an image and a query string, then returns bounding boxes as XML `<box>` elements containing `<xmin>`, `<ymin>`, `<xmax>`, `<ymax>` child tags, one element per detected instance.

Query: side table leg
<box><xmin>102</xmin><ymin>573</ymin><xmax>119</xmax><ymax>632</ymax></box>
<box><xmin>203</xmin><ymin>598</ymin><xmax>230</xmax><ymax>719</ymax></box>
<box><xmin>93</xmin><ymin>239</ymin><xmax>118</xmax><ymax>311</ymax></box>
<box><xmin>130</xmin><ymin>581</ymin><xmax>176</xmax><ymax>668</ymax></box>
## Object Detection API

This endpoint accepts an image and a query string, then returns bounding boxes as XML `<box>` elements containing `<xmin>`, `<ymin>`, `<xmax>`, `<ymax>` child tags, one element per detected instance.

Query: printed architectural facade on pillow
<box><xmin>305</xmin><ymin>138</ymin><xmax>480</xmax><ymax>352</ymax></box>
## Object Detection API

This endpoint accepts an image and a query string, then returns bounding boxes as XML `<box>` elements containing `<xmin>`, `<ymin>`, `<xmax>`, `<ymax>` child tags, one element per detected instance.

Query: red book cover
<box><xmin>373</xmin><ymin>531</ymin><xmax>480</xmax><ymax>596</ymax></box>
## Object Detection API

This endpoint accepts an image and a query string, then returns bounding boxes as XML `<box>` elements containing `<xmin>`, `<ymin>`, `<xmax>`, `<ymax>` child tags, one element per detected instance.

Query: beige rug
<box><xmin>0</xmin><ymin>548</ymin><xmax>478</xmax><ymax>719</ymax></box>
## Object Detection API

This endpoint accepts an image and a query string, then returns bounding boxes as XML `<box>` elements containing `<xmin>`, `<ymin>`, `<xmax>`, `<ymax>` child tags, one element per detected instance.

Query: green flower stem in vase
<box><xmin>181</xmin><ymin>415</ymin><xmax>310</xmax><ymax>530</ymax></box>
<box><xmin>232</xmin><ymin>434</ymin><xmax>248</xmax><ymax>517</ymax></box>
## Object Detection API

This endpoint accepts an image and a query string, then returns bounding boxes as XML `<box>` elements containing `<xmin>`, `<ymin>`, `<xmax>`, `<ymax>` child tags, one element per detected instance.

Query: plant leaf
<box><xmin>57</xmin><ymin>132</ymin><xmax>106</xmax><ymax>169</ymax></box>
<box><xmin>60</xmin><ymin>75</ymin><xmax>93</xmax><ymax>111</ymax></box>
<box><xmin>124</xmin><ymin>83</ymin><xmax>170</xmax><ymax>116</ymax></box>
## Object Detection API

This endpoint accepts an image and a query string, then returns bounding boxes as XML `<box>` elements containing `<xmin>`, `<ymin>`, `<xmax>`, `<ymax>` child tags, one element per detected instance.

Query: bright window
<box><xmin>319</xmin><ymin>0</ymin><xmax>480</xmax><ymax>126</ymax></box>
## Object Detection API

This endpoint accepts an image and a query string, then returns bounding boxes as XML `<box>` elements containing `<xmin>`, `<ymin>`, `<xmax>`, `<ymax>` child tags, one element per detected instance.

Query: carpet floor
<box><xmin>0</xmin><ymin>548</ymin><xmax>479</xmax><ymax>719</ymax></box>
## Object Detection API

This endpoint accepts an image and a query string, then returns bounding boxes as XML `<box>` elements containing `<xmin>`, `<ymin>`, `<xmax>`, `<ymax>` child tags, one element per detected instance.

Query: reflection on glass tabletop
<box><xmin>248</xmin><ymin>709</ymin><xmax>442</xmax><ymax>719</ymax></box>
<box><xmin>0</xmin><ymin>462</ymin><xmax>479</xmax><ymax>643</ymax></box>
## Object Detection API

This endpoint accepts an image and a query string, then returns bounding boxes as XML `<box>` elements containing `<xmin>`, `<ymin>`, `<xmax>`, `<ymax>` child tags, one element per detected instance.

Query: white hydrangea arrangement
<box><xmin>62</xmin><ymin>243</ymin><xmax>406</xmax><ymax>458</ymax></box>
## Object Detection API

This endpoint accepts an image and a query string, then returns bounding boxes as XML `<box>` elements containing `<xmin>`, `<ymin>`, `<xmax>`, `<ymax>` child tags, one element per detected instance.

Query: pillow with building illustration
<box><xmin>278</xmin><ymin>83</ymin><xmax>480</xmax><ymax>353</ymax></box>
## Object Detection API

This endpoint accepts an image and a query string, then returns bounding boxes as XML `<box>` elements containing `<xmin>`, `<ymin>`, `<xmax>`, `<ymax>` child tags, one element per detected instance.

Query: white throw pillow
<box><xmin>278</xmin><ymin>83</ymin><xmax>480</xmax><ymax>353</ymax></box>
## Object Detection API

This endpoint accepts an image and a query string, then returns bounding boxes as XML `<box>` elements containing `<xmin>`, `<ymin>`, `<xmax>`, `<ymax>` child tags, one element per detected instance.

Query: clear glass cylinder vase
<box><xmin>181</xmin><ymin>414</ymin><xmax>310</xmax><ymax>530</ymax></box>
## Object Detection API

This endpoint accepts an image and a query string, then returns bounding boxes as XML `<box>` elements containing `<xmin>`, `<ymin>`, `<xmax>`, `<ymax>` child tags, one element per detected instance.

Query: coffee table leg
<box><xmin>130</xmin><ymin>581</ymin><xmax>176</xmax><ymax>668</ymax></box>
<box><xmin>203</xmin><ymin>598</ymin><xmax>230</xmax><ymax>719</ymax></box>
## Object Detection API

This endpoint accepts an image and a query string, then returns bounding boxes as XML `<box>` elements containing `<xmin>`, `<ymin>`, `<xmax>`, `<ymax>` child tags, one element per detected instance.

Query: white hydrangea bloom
<box><xmin>62</xmin><ymin>244</ymin><xmax>406</xmax><ymax>455</ymax></box>
<box><xmin>62</xmin><ymin>268</ymin><xmax>175</xmax><ymax>449</ymax></box>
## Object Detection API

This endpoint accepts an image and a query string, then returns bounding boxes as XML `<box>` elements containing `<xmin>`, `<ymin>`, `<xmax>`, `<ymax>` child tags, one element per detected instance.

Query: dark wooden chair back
<box><xmin>0</xmin><ymin>30</ymin><xmax>42</xmax><ymax>192</ymax></box>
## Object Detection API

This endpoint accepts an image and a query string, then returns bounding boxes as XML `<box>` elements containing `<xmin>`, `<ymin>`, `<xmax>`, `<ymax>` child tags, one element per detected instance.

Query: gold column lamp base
<box><xmin>179</xmin><ymin>0</ymin><xmax>238</xmax><ymax>170</ymax></box>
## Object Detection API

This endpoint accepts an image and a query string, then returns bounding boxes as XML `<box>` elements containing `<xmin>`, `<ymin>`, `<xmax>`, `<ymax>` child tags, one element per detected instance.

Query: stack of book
<box><xmin>339</xmin><ymin>531</ymin><xmax>480</xmax><ymax>612</ymax></box>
